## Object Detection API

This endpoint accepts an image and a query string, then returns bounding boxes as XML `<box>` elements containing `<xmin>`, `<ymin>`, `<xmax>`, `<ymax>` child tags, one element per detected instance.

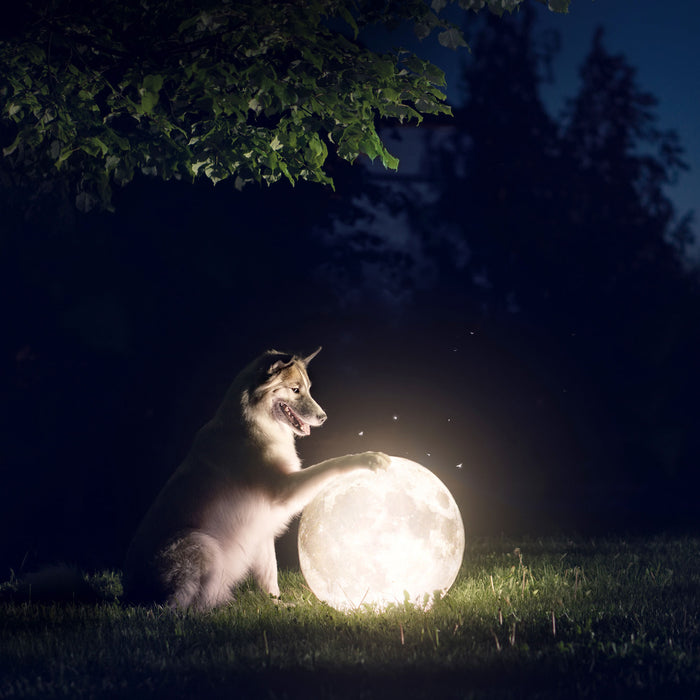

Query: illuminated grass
<box><xmin>1</xmin><ymin>536</ymin><xmax>698</xmax><ymax>698</ymax></box>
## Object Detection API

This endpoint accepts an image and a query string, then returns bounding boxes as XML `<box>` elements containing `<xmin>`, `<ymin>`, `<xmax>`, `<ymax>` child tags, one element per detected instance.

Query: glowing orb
<box><xmin>298</xmin><ymin>456</ymin><xmax>465</xmax><ymax>611</ymax></box>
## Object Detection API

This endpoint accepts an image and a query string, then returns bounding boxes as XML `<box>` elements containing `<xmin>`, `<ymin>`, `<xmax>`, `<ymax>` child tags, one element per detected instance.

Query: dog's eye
<box><xmin>291</xmin><ymin>386</ymin><xmax>300</xmax><ymax>394</ymax></box>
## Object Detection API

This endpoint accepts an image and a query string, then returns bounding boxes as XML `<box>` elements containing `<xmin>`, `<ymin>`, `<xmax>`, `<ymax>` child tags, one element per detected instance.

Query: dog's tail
<box><xmin>0</xmin><ymin>564</ymin><xmax>121</xmax><ymax>604</ymax></box>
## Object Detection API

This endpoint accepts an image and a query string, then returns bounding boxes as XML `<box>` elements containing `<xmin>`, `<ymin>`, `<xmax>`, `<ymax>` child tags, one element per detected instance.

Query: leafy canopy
<box><xmin>0</xmin><ymin>0</ymin><xmax>570</xmax><ymax>211</ymax></box>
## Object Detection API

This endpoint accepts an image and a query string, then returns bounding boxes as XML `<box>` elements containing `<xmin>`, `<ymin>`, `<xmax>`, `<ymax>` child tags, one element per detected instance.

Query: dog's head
<box><xmin>248</xmin><ymin>347</ymin><xmax>327</xmax><ymax>437</ymax></box>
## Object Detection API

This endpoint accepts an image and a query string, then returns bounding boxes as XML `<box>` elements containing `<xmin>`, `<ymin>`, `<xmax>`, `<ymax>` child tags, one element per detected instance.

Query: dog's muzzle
<box><xmin>276</xmin><ymin>402</ymin><xmax>323</xmax><ymax>436</ymax></box>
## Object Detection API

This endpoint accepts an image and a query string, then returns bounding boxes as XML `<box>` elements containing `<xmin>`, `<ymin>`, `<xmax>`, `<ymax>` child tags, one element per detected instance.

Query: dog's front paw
<box><xmin>358</xmin><ymin>451</ymin><xmax>391</xmax><ymax>472</ymax></box>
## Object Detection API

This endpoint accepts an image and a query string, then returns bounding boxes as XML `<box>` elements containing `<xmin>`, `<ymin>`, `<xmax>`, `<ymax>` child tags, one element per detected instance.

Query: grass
<box><xmin>1</xmin><ymin>535</ymin><xmax>699</xmax><ymax>699</ymax></box>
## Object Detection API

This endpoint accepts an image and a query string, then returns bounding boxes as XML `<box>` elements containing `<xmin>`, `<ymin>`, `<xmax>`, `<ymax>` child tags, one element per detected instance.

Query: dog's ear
<box><xmin>302</xmin><ymin>346</ymin><xmax>322</xmax><ymax>367</ymax></box>
<box><xmin>267</xmin><ymin>354</ymin><xmax>295</xmax><ymax>375</ymax></box>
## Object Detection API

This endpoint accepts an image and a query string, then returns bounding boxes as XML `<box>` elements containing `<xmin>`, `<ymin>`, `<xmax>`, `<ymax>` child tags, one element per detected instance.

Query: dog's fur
<box><xmin>124</xmin><ymin>348</ymin><xmax>388</xmax><ymax>611</ymax></box>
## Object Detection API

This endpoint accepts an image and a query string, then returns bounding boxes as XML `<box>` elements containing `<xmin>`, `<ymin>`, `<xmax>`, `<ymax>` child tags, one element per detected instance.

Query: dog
<box><xmin>123</xmin><ymin>347</ymin><xmax>389</xmax><ymax>611</ymax></box>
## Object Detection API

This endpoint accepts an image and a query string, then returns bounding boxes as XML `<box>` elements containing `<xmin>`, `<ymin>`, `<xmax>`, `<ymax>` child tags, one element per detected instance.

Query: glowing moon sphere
<box><xmin>298</xmin><ymin>456</ymin><xmax>465</xmax><ymax>611</ymax></box>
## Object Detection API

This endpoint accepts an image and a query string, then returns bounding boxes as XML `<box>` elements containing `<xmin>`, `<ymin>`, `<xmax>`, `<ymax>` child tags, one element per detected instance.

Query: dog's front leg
<box><xmin>276</xmin><ymin>451</ymin><xmax>390</xmax><ymax>516</ymax></box>
<box><xmin>252</xmin><ymin>537</ymin><xmax>280</xmax><ymax>598</ymax></box>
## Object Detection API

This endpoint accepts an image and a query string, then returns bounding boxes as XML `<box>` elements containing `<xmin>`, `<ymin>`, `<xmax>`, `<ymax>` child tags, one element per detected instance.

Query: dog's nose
<box><xmin>317</xmin><ymin>412</ymin><xmax>327</xmax><ymax>424</ymax></box>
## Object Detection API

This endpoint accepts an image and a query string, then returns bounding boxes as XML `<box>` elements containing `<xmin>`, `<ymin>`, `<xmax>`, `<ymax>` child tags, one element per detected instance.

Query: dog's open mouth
<box><xmin>277</xmin><ymin>402</ymin><xmax>310</xmax><ymax>436</ymax></box>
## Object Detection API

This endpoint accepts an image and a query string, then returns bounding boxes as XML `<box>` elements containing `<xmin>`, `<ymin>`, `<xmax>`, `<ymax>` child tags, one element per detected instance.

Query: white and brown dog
<box><xmin>124</xmin><ymin>348</ymin><xmax>388</xmax><ymax>610</ymax></box>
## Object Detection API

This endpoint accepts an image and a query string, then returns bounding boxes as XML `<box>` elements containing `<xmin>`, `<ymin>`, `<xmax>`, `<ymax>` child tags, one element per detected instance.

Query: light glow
<box><xmin>298</xmin><ymin>456</ymin><xmax>465</xmax><ymax>611</ymax></box>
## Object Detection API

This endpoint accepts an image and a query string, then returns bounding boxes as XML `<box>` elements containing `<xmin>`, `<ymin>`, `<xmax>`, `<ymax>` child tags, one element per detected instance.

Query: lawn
<box><xmin>1</xmin><ymin>536</ymin><xmax>698</xmax><ymax>699</ymax></box>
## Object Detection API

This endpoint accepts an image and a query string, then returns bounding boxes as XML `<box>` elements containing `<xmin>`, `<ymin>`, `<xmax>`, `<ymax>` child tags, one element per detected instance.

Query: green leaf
<box><xmin>55</xmin><ymin>147</ymin><xmax>75</xmax><ymax>168</ymax></box>
<box><xmin>79</xmin><ymin>137</ymin><xmax>109</xmax><ymax>158</ymax></box>
<box><xmin>423</xmin><ymin>62</ymin><xmax>448</xmax><ymax>86</ymax></box>
<box><xmin>381</xmin><ymin>104</ymin><xmax>422</xmax><ymax>122</ymax></box>
<box><xmin>305</xmin><ymin>132</ymin><xmax>328</xmax><ymax>168</ymax></box>
<box><xmin>373</xmin><ymin>58</ymin><xmax>395</xmax><ymax>80</ymax></box>
<box><xmin>139</xmin><ymin>74</ymin><xmax>164</xmax><ymax>115</ymax></box>
<box><xmin>380</xmin><ymin>148</ymin><xmax>399</xmax><ymax>170</ymax></box>
<box><xmin>438</xmin><ymin>27</ymin><xmax>468</xmax><ymax>50</ymax></box>
<box><xmin>278</xmin><ymin>159</ymin><xmax>293</xmax><ymax>184</ymax></box>
<box><xmin>359</xmin><ymin>132</ymin><xmax>381</xmax><ymax>161</ymax></box>
<box><xmin>142</xmin><ymin>74</ymin><xmax>164</xmax><ymax>93</ymax></box>
<box><xmin>301</xmin><ymin>48</ymin><xmax>323</xmax><ymax>72</ymax></box>
<box><xmin>7</xmin><ymin>103</ymin><xmax>22</xmax><ymax>119</ymax></box>
<box><xmin>547</xmin><ymin>0</ymin><xmax>570</xmax><ymax>12</ymax></box>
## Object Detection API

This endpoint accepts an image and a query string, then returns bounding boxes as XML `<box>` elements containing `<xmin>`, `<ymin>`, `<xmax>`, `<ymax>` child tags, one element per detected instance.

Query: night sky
<box><xmin>1</xmin><ymin>1</ymin><xmax>699</xmax><ymax>575</ymax></box>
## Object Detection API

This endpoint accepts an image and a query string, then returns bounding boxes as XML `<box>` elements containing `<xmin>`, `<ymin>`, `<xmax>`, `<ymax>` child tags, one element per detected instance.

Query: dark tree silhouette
<box><xmin>430</xmin><ymin>7</ymin><xmax>563</xmax><ymax>316</ymax></box>
<box><xmin>408</xmin><ymin>12</ymin><xmax>699</xmax><ymax>527</ymax></box>
<box><xmin>555</xmin><ymin>28</ymin><xmax>698</xmax><ymax>501</ymax></box>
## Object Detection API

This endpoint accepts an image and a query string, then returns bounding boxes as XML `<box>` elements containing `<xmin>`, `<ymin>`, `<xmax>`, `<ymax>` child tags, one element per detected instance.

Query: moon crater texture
<box><xmin>298</xmin><ymin>456</ymin><xmax>465</xmax><ymax>611</ymax></box>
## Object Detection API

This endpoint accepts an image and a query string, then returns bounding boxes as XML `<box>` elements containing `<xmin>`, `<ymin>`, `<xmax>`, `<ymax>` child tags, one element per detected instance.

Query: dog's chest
<box><xmin>206</xmin><ymin>487</ymin><xmax>292</xmax><ymax>545</ymax></box>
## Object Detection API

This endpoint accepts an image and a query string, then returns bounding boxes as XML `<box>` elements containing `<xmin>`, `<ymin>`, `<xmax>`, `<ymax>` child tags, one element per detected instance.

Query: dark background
<box><xmin>1</xmin><ymin>5</ymin><xmax>699</xmax><ymax>575</ymax></box>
